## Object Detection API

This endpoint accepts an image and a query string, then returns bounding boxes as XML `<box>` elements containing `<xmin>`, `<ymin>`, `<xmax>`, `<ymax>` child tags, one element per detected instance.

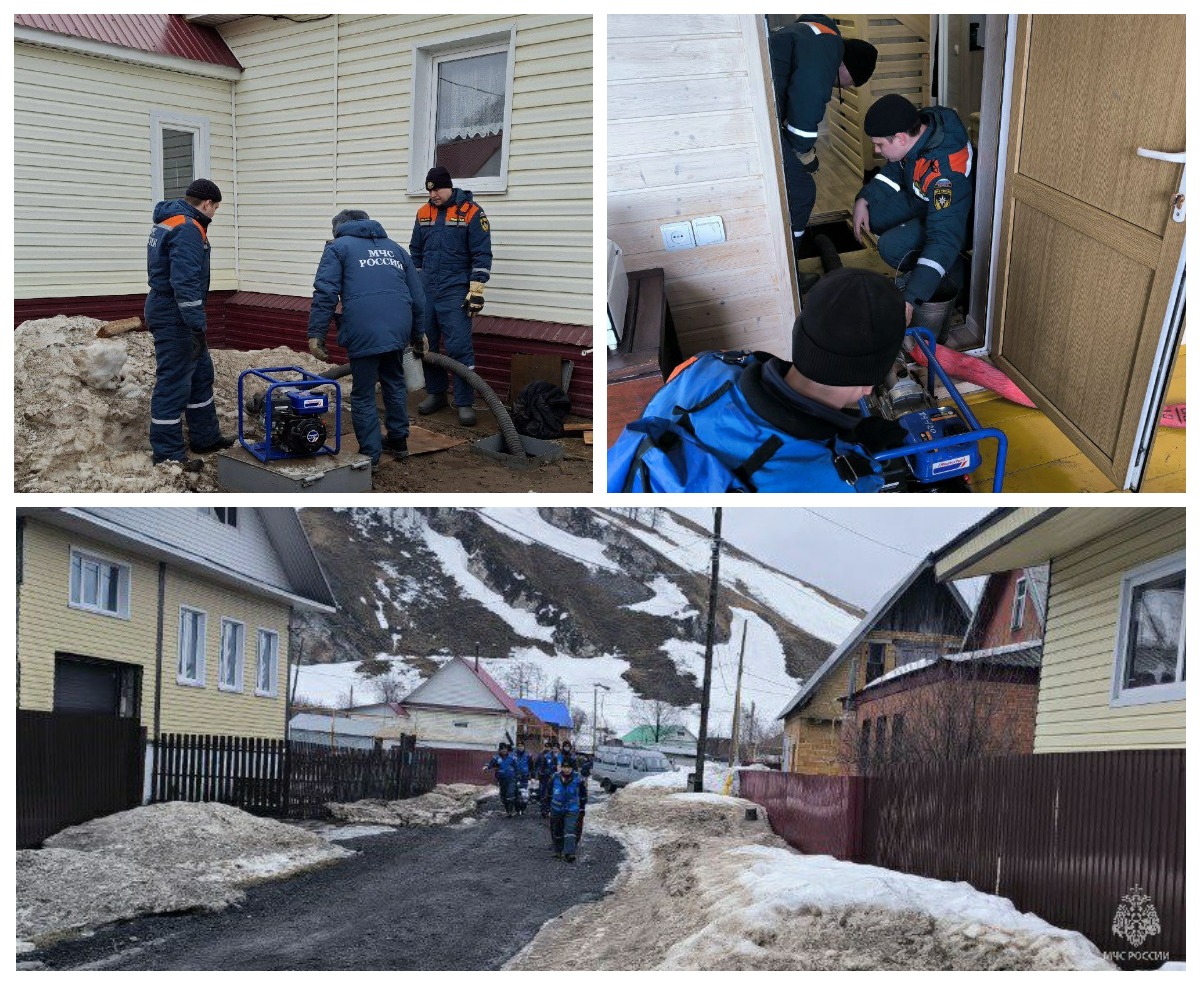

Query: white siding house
<box><xmin>14</xmin><ymin>13</ymin><xmax>592</xmax><ymax>331</ymax></box>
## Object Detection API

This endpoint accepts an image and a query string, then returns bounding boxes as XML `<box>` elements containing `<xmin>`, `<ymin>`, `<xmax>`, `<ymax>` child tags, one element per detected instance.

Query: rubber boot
<box><xmin>458</xmin><ymin>406</ymin><xmax>477</xmax><ymax>427</ymax></box>
<box><xmin>418</xmin><ymin>393</ymin><xmax>447</xmax><ymax>416</ymax></box>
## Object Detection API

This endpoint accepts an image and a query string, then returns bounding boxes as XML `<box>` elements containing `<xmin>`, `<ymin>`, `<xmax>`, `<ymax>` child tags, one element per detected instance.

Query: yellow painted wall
<box><xmin>18</xmin><ymin>519</ymin><xmax>291</xmax><ymax>740</ymax></box>
<box><xmin>1034</xmin><ymin>507</ymin><xmax>1185</xmax><ymax>752</ymax></box>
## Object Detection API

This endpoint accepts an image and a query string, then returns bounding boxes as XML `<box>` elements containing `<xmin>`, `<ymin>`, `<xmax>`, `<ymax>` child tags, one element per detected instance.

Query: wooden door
<box><xmin>991</xmin><ymin>15</ymin><xmax>1185</xmax><ymax>490</ymax></box>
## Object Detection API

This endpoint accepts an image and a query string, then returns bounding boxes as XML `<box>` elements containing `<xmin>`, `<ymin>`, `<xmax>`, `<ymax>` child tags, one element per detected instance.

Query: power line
<box><xmin>801</xmin><ymin>510</ymin><xmax>923</xmax><ymax>559</ymax></box>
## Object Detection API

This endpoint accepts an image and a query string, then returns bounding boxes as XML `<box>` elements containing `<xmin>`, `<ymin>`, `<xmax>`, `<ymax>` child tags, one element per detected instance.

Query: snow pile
<box><xmin>326</xmin><ymin>783</ymin><xmax>493</xmax><ymax>827</ymax></box>
<box><xmin>509</xmin><ymin>784</ymin><xmax>1114</xmax><ymax>971</ymax></box>
<box><xmin>14</xmin><ymin>315</ymin><xmax>317</xmax><ymax>492</ymax></box>
<box><xmin>17</xmin><ymin>802</ymin><xmax>350</xmax><ymax>948</ymax></box>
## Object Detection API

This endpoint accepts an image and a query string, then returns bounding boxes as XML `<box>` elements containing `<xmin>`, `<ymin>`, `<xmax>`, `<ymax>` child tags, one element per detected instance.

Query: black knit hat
<box><xmin>863</xmin><ymin>94</ymin><xmax>920</xmax><ymax>137</ymax></box>
<box><xmin>425</xmin><ymin>166</ymin><xmax>453</xmax><ymax>191</ymax></box>
<box><xmin>184</xmin><ymin>178</ymin><xmax>222</xmax><ymax>203</ymax></box>
<box><xmin>841</xmin><ymin>38</ymin><xmax>877</xmax><ymax>87</ymax></box>
<box><xmin>791</xmin><ymin>268</ymin><xmax>906</xmax><ymax>387</ymax></box>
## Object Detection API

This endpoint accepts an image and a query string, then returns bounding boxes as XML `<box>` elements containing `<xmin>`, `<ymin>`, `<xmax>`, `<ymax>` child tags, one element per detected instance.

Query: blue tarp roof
<box><xmin>516</xmin><ymin>698</ymin><xmax>573</xmax><ymax>728</ymax></box>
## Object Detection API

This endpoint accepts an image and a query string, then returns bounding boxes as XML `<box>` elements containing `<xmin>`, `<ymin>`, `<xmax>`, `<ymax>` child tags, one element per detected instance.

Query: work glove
<box><xmin>463</xmin><ymin>280</ymin><xmax>486</xmax><ymax>318</ymax></box>
<box><xmin>307</xmin><ymin>338</ymin><xmax>329</xmax><ymax>363</ymax></box>
<box><xmin>796</xmin><ymin>148</ymin><xmax>819</xmax><ymax>174</ymax></box>
<box><xmin>411</xmin><ymin>333</ymin><xmax>429</xmax><ymax>360</ymax></box>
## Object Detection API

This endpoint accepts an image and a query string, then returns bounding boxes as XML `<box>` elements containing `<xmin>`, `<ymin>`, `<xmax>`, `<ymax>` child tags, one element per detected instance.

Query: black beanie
<box><xmin>184</xmin><ymin>178</ymin><xmax>222</xmax><ymax>202</ymax></box>
<box><xmin>863</xmin><ymin>94</ymin><xmax>921</xmax><ymax>138</ymax></box>
<box><xmin>841</xmin><ymin>38</ymin><xmax>877</xmax><ymax>87</ymax></box>
<box><xmin>791</xmin><ymin>268</ymin><xmax>906</xmax><ymax>387</ymax></box>
<box><xmin>425</xmin><ymin>166</ymin><xmax>453</xmax><ymax>191</ymax></box>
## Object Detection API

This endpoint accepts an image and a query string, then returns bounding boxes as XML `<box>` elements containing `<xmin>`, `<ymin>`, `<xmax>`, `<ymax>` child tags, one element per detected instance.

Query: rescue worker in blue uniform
<box><xmin>537</xmin><ymin>738</ymin><xmax>559</xmax><ymax>817</ymax></box>
<box><xmin>607</xmin><ymin>269</ymin><xmax>908</xmax><ymax>493</ymax></box>
<box><xmin>769</xmin><ymin>16</ymin><xmax>877</xmax><ymax>281</ymax></box>
<box><xmin>512</xmin><ymin>739</ymin><xmax>532</xmax><ymax>815</ymax></box>
<box><xmin>548</xmin><ymin>757</ymin><xmax>588</xmax><ymax>862</ymax></box>
<box><xmin>852</xmin><ymin>95</ymin><xmax>974</xmax><ymax>327</ymax></box>
<box><xmin>307</xmin><ymin>209</ymin><xmax>426</xmax><ymax>468</ymax></box>
<box><xmin>409</xmin><ymin>166</ymin><xmax>493</xmax><ymax>427</ymax></box>
<box><xmin>484</xmin><ymin>741</ymin><xmax>519</xmax><ymax>817</ymax></box>
<box><xmin>145</xmin><ymin>178</ymin><xmax>235</xmax><ymax>469</ymax></box>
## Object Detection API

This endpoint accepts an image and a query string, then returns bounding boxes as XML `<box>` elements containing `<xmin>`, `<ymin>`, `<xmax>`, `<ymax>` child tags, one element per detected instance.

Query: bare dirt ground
<box><xmin>14</xmin><ymin>315</ymin><xmax>591</xmax><ymax>493</ymax></box>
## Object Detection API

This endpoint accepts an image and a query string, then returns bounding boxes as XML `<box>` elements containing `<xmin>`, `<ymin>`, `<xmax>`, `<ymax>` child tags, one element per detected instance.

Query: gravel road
<box><xmin>28</xmin><ymin>798</ymin><xmax>620</xmax><ymax>971</ymax></box>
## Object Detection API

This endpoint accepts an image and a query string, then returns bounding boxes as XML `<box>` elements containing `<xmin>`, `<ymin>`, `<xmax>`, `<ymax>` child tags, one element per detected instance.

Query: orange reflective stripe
<box><xmin>948</xmin><ymin>146</ymin><xmax>971</xmax><ymax>175</ymax></box>
<box><xmin>161</xmin><ymin>214</ymin><xmax>208</xmax><ymax>243</ymax></box>
<box><xmin>801</xmin><ymin>20</ymin><xmax>838</xmax><ymax>35</ymax></box>
<box><xmin>667</xmin><ymin>356</ymin><xmax>701</xmax><ymax>383</ymax></box>
<box><xmin>417</xmin><ymin>203</ymin><xmax>437</xmax><ymax>222</ymax></box>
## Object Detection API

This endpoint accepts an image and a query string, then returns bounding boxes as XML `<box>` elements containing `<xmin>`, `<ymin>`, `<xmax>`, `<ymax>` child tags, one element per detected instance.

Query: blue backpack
<box><xmin>607</xmin><ymin>352</ymin><xmax>884</xmax><ymax>493</ymax></box>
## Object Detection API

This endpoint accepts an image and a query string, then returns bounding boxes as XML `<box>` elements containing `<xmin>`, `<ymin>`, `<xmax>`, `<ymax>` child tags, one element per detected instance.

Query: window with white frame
<box><xmin>211</xmin><ymin>508</ymin><xmax>238</xmax><ymax>528</ymax></box>
<box><xmin>1112</xmin><ymin>552</ymin><xmax>1185</xmax><ymax>707</ymax></box>
<box><xmin>219</xmin><ymin>618</ymin><xmax>245</xmax><ymax>692</ymax></box>
<box><xmin>178</xmin><ymin>607</ymin><xmax>207</xmax><ymax>686</ymax></box>
<box><xmin>256</xmin><ymin>629</ymin><xmax>279</xmax><ymax>697</ymax></box>
<box><xmin>409</xmin><ymin>28</ymin><xmax>515</xmax><ymax>195</ymax></box>
<box><xmin>69</xmin><ymin>548</ymin><xmax>131</xmax><ymax>618</ymax></box>
<box><xmin>150</xmin><ymin>111</ymin><xmax>211</xmax><ymax>204</ymax></box>
<box><xmin>1010</xmin><ymin>575</ymin><xmax>1028</xmax><ymax>631</ymax></box>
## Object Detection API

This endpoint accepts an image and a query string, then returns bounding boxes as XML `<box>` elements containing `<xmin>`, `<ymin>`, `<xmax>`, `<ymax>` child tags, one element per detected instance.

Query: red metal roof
<box><xmin>14</xmin><ymin>14</ymin><xmax>242</xmax><ymax>69</ymax></box>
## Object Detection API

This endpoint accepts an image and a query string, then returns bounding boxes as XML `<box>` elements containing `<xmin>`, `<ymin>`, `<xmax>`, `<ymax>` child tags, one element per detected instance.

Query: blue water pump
<box><xmin>238</xmin><ymin>367</ymin><xmax>342</xmax><ymax>463</ymax></box>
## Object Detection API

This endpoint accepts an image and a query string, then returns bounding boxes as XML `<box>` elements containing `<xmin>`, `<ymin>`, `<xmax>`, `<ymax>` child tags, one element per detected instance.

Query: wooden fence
<box><xmin>739</xmin><ymin>749</ymin><xmax>1185</xmax><ymax>966</ymax></box>
<box><xmin>153</xmin><ymin>733</ymin><xmax>437</xmax><ymax>819</ymax></box>
<box><xmin>17</xmin><ymin>710</ymin><xmax>145</xmax><ymax>848</ymax></box>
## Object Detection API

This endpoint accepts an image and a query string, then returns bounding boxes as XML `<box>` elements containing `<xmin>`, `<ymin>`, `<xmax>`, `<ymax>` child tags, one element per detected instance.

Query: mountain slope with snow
<box><xmin>294</xmin><ymin>508</ymin><xmax>864</xmax><ymax>736</ymax></box>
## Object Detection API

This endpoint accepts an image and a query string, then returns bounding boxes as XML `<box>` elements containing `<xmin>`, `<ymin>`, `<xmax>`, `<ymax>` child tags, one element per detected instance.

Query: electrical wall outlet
<box><xmin>691</xmin><ymin>215</ymin><xmax>726</xmax><ymax>247</ymax></box>
<box><xmin>660</xmin><ymin>221</ymin><xmax>696</xmax><ymax>252</ymax></box>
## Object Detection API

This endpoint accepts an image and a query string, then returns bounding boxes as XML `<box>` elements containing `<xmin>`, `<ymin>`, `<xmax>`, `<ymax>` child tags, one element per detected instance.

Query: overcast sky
<box><xmin>675</xmin><ymin>507</ymin><xmax>995</xmax><ymax>610</ymax></box>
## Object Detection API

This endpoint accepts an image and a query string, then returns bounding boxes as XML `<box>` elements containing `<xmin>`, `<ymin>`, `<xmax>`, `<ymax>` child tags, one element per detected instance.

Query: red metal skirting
<box><xmin>431</xmin><ymin>748</ymin><xmax>495</xmax><ymax>786</ymax></box>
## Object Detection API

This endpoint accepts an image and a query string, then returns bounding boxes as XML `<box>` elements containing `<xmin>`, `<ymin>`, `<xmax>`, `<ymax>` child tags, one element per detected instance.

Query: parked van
<box><xmin>592</xmin><ymin>747</ymin><xmax>674</xmax><ymax>791</ymax></box>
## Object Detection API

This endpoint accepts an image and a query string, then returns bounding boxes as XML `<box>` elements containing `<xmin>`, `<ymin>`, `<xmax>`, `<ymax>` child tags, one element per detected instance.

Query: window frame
<box><xmin>68</xmin><ymin>546</ymin><xmax>132</xmax><ymax>619</ymax></box>
<box><xmin>210</xmin><ymin>508</ymin><xmax>239</xmax><ymax>528</ymax></box>
<box><xmin>407</xmin><ymin>25</ymin><xmax>518</xmax><ymax>196</ymax></box>
<box><xmin>177</xmin><ymin>605</ymin><xmax>208</xmax><ymax>687</ymax></box>
<box><xmin>865</xmin><ymin>641</ymin><xmax>887</xmax><ymax>683</ymax></box>
<box><xmin>150</xmin><ymin>110</ymin><xmax>211</xmax><ymax>205</ymax></box>
<box><xmin>218</xmin><ymin>617</ymin><xmax>246</xmax><ymax>693</ymax></box>
<box><xmin>1110</xmin><ymin>551</ymin><xmax>1186</xmax><ymax>708</ymax></box>
<box><xmin>1010</xmin><ymin>575</ymin><xmax>1028</xmax><ymax>631</ymax></box>
<box><xmin>256</xmin><ymin>628</ymin><xmax>280</xmax><ymax>698</ymax></box>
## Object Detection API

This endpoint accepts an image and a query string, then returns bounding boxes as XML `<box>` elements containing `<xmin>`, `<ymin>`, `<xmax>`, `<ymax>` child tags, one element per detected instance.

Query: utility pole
<box><xmin>693</xmin><ymin>507</ymin><xmax>723</xmax><ymax>793</ymax></box>
<box><xmin>730</xmin><ymin>619</ymin><xmax>748</xmax><ymax>772</ymax></box>
<box><xmin>592</xmin><ymin>683</ymin><xmax>610</xmax><ymax>752</ymax></box>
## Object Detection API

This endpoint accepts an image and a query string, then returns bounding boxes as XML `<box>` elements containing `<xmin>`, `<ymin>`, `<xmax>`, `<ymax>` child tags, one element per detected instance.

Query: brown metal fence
<box><xmin>431</xmin><ymin>748</ymin><xmax>495</xmax><ymax>785</ymax></box>
<box><xmin>738</xmin><ymin>769</ymin><xmax>864</xmax><ymax>860</ymax></box>
<box><xmin>153</xmin><ymin>733</ymin><xmax>439</xmax><ymax>819</ymax></box>
<box><xmin>859</xmin><ymin>749</ymin><xmax>1185</xmax><ymax>965</ymax></box>
<box><xmin>17</xmin><ymin>710</ymin><xmax>146</xmax><ymax>848</ymax></box>
<box><xmin>739</xmin><ymin>750</ymin><xmax>1184</xmax><ymax>966</ymax></box>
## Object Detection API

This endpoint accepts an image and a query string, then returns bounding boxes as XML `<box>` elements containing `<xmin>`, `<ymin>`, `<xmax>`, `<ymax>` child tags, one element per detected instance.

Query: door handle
<box><xmin>1138</xmin><ymin>147</ymin><xmax>1186</xmax><ymax>222</ymax></box>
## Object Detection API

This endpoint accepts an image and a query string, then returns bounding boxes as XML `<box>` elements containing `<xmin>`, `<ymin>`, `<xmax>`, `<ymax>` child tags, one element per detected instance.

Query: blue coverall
<box><xmin>409</xmin><ymin>188</ymin><xmax>493</xmax><ymax>406</ymax></box>
<box><xmin>549</xmin><ymin>771</ymin><xmax>588</xmax><ymax>859</ymax></box>
<box><xmin>512</xmin><ymin>748</ymin><xmax>532</xmax><ymax>813</ymax></box>
<box><xmin>768</xmin><ymin>15</ymin><xmax>846</xmax><ymax>239</ymax></box>
<box><xmin>485</xmin><ymin>750</ymin><xmax>520</xmax><ymax>816</ymax></box>
<box><xmin>855</xmin><ymin>105</ymin><xmax>975</xmax><ymax>306</ymax></box>
<box><xmin>307</xmin><ymin>218</ymin><xmax>426</xmax><ymax>462</ymax></box>
<box><xmin>145</xmin><ymin>199</ymin><xmax>222</xmax><ymax>462</ymax></box>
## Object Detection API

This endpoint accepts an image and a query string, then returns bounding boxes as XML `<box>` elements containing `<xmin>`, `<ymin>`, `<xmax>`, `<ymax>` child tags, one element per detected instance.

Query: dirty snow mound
<box><xmin>14</xmin><ymin>314</ymin><xmax>317</xmax><ymax>492</ymax></box>
<box><xmin>326</xmin><ymin>783</ymin><xmax>491</xmax><ymax>827</ymax></box>
<box><xmin>508</xmin><ymin>784</ymin><xmax>1113</xmax><ymax>971</ymax></box>
<box><xmin>18</xmin><ymin>802</ymin><xmax>350</xmax><ymax>947</ymax></box>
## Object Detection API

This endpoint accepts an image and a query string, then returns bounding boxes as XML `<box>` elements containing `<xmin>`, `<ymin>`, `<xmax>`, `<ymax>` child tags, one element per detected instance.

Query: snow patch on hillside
<box><xmin>294</xmin><ymin>659</ymin><xmax>422</xmax><ymax>708</ymax></box>
<box><xmin>478</xmin><ymin>508</ymin><xmax>621</xmax><ymax>573</ymax></box>
<box><xmin>623</xmin><ymin>574</ymin><xmax>693</xmax><ymax>618</ymax></box>
<box><xmin>421</xmin><ymin>525</ymin><xmax>556</xmax><ymax>642</ymax></box>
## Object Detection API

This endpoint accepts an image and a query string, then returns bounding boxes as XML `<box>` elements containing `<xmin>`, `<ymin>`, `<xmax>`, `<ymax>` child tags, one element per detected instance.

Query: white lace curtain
<box><xmin>435</xmin><ymin>51</ymin><xmax>506</xmax><ymax>143</ymax></box>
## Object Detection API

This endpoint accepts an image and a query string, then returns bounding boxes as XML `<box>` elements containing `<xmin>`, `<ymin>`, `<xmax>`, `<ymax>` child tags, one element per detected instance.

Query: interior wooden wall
<box><xmin>608</xmin><ymin>15</ymin><xmax>795</xmax><ymax>359</ymax></box>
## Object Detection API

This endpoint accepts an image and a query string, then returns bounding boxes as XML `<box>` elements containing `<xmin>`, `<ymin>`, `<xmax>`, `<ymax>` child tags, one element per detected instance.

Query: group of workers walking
<box><xmin>485</xmin><ymin>736</ymin><xmax>591</xmax><ymax>863</ymax></box>
<box><xmin>144</xmin><ymin>166</ymin><xmax>491</xmax><ymax>471</ymax></box>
